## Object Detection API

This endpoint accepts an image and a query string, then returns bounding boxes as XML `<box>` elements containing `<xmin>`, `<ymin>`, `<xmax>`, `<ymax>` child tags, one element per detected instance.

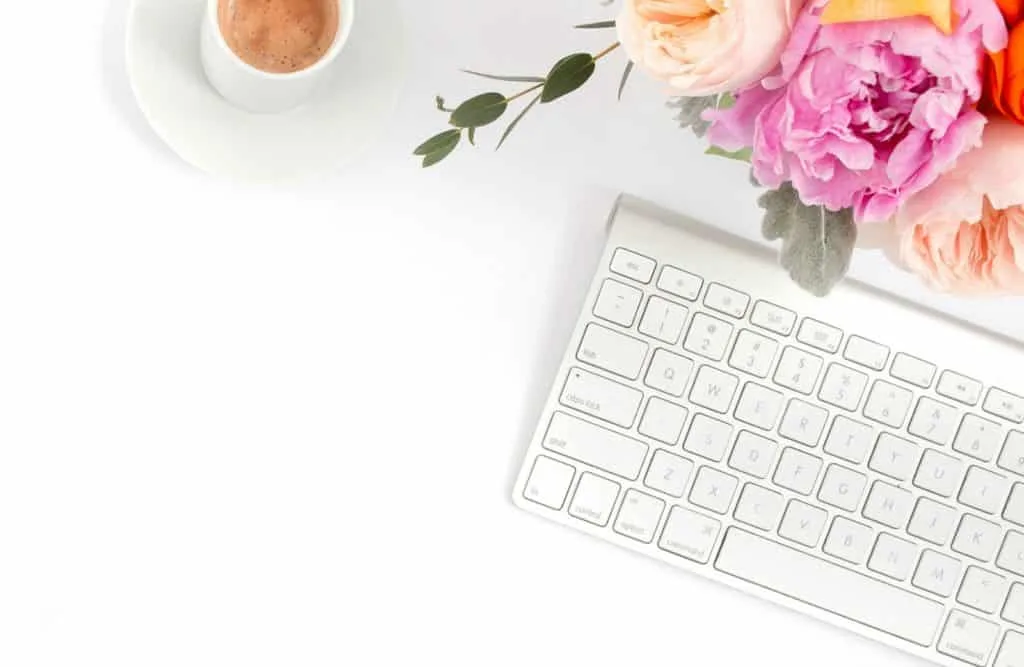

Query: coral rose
<box><xmin>985</xmin><ymin>0</ymin><xmax>1024</xmax><ymax>125</ymax></box>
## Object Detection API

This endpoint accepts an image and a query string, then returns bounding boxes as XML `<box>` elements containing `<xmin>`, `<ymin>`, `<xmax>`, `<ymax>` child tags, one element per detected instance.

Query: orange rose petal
<box><xmin>996</xmin><ymin>0</ymin><xmax>1024</xmax><ymax>24</ymax></box>
<box><xmin>821</xmin><ymin>0</ymin><xmax>953</xmax><ymax>34</ymax></box>
<box><xmin>1003</xmin><ymin>25</ymin><xmax>1024</xmax><ymax>123</ymax></box>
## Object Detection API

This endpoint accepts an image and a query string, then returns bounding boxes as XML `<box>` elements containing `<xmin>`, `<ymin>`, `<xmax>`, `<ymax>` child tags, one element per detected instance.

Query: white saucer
<box><xmin>126</xmin><ymin>0</ymin><xmax>406</xmax><ymax>183</ymax></box>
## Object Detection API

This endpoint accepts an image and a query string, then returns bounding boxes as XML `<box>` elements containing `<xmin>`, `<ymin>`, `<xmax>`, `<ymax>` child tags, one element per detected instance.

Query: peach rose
<box><xmin>895</xmin><ymin>119</ymin><xmax>1024</xmax><ymax>295</ymax></box>
<box><xmin>617</xmin><ymin>0</ymin><xmax>807</xmax><ymax>96</ymax></box>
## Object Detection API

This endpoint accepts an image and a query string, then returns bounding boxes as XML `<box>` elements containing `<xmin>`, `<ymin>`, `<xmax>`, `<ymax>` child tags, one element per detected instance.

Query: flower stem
<box><xmin>506</xmin><ymin>81</ymin><xmax>545</xmax><ymax>104</ymax></box>
<box><xmin>593</xmin><ymin>42</ymin><xmax>621</xmax><ymax>62</ymax></box>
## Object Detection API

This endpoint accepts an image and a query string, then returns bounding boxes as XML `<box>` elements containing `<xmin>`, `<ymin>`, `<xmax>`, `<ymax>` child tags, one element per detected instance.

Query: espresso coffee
<box><xmin>218</xmin><ymin>0</ymin><xmax>340</xmax><ymax>74</ymax></box>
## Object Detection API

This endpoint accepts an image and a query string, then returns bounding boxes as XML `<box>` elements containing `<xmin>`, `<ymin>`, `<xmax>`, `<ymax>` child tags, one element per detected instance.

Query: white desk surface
<box><xmin>3</xmin><ymin>1</ymin><xmax>1023</xmax><ymax>665</ymax></box>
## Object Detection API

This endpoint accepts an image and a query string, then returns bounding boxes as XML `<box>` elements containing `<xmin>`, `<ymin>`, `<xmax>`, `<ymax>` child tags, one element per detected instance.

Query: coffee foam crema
<box><xmin>218</xmin><ymin>0</ymin><xmax>340</xmax><ymax>74</ymax></box>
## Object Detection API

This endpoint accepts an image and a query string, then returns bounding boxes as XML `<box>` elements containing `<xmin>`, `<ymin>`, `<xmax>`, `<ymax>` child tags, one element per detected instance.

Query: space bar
<box><xmin>714</xmin><ymin>529</ymin><xmax>944</xmax><ymax>647</ymax></box>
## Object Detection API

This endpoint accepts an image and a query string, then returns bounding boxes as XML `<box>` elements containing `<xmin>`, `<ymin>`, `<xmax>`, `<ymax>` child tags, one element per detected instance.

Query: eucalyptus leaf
<box><xmin>618</xmin><ymin>61</ymin><xmax>634</xmax><ymax>101</ymax></box>
<box><xmin>467</xmin><ymin>127</ymin><xmax>476</xmax><ymax>146</ymax></box>
<box><xmin>450</xmin><ymin>92</ymin><xmax>508</xmax><ymax>128</ymax></box>
<box><xmin>705</xmin><ymin>145</ymin><xmax>752</xmax><ymax>163</ymax></box>
<box><xmin>759</xmin><ymin>183</ymin><xmax>858</xmax><ymax>297</ymax></box>
<box><xmin>574</xmin><ymin>20</ymin><xmax>617</xmax><ymax>29</ymax></box>
<box><xmin>414</xmin><ymin>129</ymin><xmax>460</xmax><ymax>156</ymax></box>
<box><xmin>497</xmin><ymin>93</ymin><xmax>542</xmax><ymax>149</ymax></box>
<box><xmin>541</xmin><ymin>53</ymin><xmax>596</xmax><ymax>103</ymax></box>
<box><xmin>461</xmin><ymin>70</ymin><xmax>544</xmax><ymax>83</ymax></box>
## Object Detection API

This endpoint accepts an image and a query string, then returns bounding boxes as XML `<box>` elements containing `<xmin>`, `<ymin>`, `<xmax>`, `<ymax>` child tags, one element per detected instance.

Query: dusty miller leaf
<box><xmin>758</xmin><ymin>183</ymin><xmax>858</xmax><ymax>297</ymax></box>
<box><xmin>669</xmin><ymin>93</ymin><xmax>733</xmax><ymax>138</ymax></box>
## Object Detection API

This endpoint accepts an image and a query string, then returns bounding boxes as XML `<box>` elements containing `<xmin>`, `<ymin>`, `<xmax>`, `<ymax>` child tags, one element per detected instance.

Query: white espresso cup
<box><xmin>200</xmin><ymin>0</ymin><xmax>355</xmax><ymax>113</ymax></box>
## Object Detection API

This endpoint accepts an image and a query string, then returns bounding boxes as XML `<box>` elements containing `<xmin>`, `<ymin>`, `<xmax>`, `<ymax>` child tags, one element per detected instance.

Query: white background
<box><xmin>2</xmin><ymin>1</ymin><xmax>1023</xmax><ymax>666</ymax></box>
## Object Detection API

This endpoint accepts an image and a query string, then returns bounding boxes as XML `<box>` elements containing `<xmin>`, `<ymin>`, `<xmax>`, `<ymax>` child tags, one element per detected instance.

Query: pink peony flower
<box><xmin>707</xmin><ymin>0</ymin><xmax>1008</xmax><ymax>223</ymax></box>
<box><xmin>896</xmin><ymin>119</ymin><xmax>1024</xmax><ymax>295</ymax></box>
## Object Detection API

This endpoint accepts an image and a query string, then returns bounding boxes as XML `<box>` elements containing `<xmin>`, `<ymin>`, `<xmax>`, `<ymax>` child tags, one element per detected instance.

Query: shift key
<box><xmin>560</xmin><ymin>367</ymin><xmax>642</xmax><ymax>428</ymax></box>
<box><xmin>543</xmin><ymin>412</ymin><xmax>648</xmax><ymax>481</ymax></box>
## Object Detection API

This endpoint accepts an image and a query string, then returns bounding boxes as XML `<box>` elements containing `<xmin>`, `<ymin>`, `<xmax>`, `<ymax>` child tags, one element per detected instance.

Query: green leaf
<box><xmin>414</xmin><ymin>129</ymin><xmax>460</xmax><ymax>156</ymax></box>
<box><xmin>705</xmin><ymin>145</ymin><xmax>753</xmax><ymax>162</ymax></box>
<box><xmin>574</xmin><ymin>20</ymin><xmax>617</xmax><ymax>29</ymax></box>
<box><xmin>542</xmin><ymin>53</ymin><xmax>597</xmax><ymax>103</ymax></box>
<box><xmin>618</xmin><ymin>61</ymin><xmax>634</xmax><ymax>101</ymax></box>
<box><xmin>461</xmin><ymin>69</ymin><xmax>544</xmax><ymax>83</ymax></box>
<box><xmin>717</xmin><ymin>92</ymin><xmax>736</xmax><ymax>110</ymax></box>
<box><xmin>497</xmin><ymin>93</ymin><xmax>542</xmax><ymax>150</ymax></box>
<box><xmin>435</xmin><ymin>95</ymin><xmax>453</xmax><ymax>112</ymax></box>
<box><xmin>450</xmin><ymin>92</ymin><xmax>509</xmax><ymax>128</ymax></box>
<box><xmin>467</xmin><ymin>127</ymin><xmax>476</xmax><ymax>146</ymax></box>
<box><xmin>421</xmin><ymin>132</ymin><xmax>462</xmax><ymax>168</ymax></box>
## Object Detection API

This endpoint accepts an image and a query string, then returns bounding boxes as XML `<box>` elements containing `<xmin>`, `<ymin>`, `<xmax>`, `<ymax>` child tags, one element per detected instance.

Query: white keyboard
<box><xmin>513</xmin><ymin>197</ymin><xmax>1024</xmax><ymax>667</ymax></box>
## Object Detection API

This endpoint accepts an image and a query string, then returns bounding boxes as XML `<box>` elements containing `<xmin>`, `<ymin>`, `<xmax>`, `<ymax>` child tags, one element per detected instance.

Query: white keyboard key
<box><xmin>996</xmin><ymin>631</ymin><xmax>1024</xmax><ymax>667</ymax></box>
<box><xmin>543</xmin><ymin>412</ymin><xmax>648</xmax><ymax>480</ymax></box>
<box><xmin>750</xmin><ymin>300</ymin><xmax>796</xmax><ymax>336</ymax></box>
<box><xmin>938</xmin><ymin>611</ymin><xmax>1000</xmax><ymax>666</ymax></box>
<box><xmin>734</xmin><ymin>484</ymin><xmax>784</xmax><ymax>531</ymax></box>
<box><xmin>778</xmin><ymin>399</ymin><xmax>828</xmax><ymax>447</ymax></box>
<box><xmin>868</xmin><ymin>433</ymin><xmax>919</xmax><ymax>481</ymax></box>
<box><xmin>658</xmin><ymin>506</ymin><xmax>720</xmax><ymax>563</ymax></box>
<box><xmin>638</xmin><ymin>296</ymin><xmax>689</xmax><ymax>344</ymax></box>
<box><xmin>727</xmin><ymin>431</ymin><xmax>778</xmax><ymax>479</ymax></box>
<box><xmin>824</xmin><ymin>517</ymin><xmax>874</xmax><ymax>564</ymax></box>
<box><xmin>954</xmin><ymin>414</ymin><xmax>1004</xmax><ymax>462</ymax></box>
<box><xmin>954</xmin><ymin>514</ymin><xmax>1003</xmax><ymax>561</ymax></box>
<box><xmin>797</xmin><ymin>318</ymin><xmax>843</xmax><ymax>354</ymax></box>
<box><xmin>818</xmin><ymin>363</ymin><xmax>868</xmax><ymax>412</ymax></box>
<box><xmin>913</xmin><ymin>550</ymin><xmax>962</xmax><ymax>597</ymax></box>
<box><xmin>643</xmin><ymin>449</ymin><xmax>693</xmax><ymax>498</ymax></box>
<box><xmin>938</xmin><ymin>370</ymin><xmax>983</xmax><ymax>406</ymax></box>
<box><xmin>986</xmin><ymin>388</ymin><xmax>1024</xmax><ymax>425</ymax></box>
<box><xmin>1006</xmin><ymin>484</ymin><xmax>1024</xmax><ymax>526</ymax></box>
<box><xmin>688</xmin><ymin>366</ymin><xmax>739</xmax><ymax>414</ymax></box>
<box><xmin>569</xmin><ymin>473</ymin><xmax>621</xmax><ymax>526</ymax></box>
<box><xmin>715</xmin><ymin>529</ymin><xmax>945</xmax><ymax>646</ymax></box>
<box><xmin>593</xmin><ymin>279</ymin><xmax>642</xmax><ymax>328</ymax></box>
<box><xmin>863</xmin><ymin>380</ymin><xmax>913</xmax><ymax>428</ymax></box>
<box><xmin>773</xmin><ymin>447</ymin><xmax>823</xmax><ymax>496</ymax></box>
<box><xmin>733</xmin><ymin>383</ymin><xmax>783</xmax><ymax>431</ymax></box>
<box><xmin>614</xmin><ymin>489</ymin><xmax>665</xmax><ymax>544</ymax></box>
<box><xmin>657</xmin><ymin>265</ymin><xmax>703</xmax><ymax>302</ymax></box>
<box><xmin>843</xmin><ymin>336</ymin><xmax>890</xmax><ymax>371</ymax></box>
<box><xmin>1003</xmin><ymin>584</ymin><xmax>1024</xmax><ymax>626</ymax></box>
<box><xmin>958</xmin><ymin>566</ymin><xmax>1008</xmax><ymax>614</ymax></box>
<box><xmin>824</xmin><ymin>416</ymin><xmax>875</xmax><ymax>464</ymax></box>
<box><xmin>728</xmin><ymin>330</ymin><xmax>778</xmax><ymax>379</ymax></box>
<box><xmin>523</xmin><ymin>456</ymin><xmax>575</xmax><ymax>510</ymax></box>
<box><xmin>959</xmin><ymin>467</ymin><xmax>1010</xmax><ymax>515</ymax></box>
<box><xmin>890</xmin><ymin>352</ymin><xmax>937</xmax><ymax>389</ymax></box>
<box><xmin>638</xmin><ymin>397</ymin><xmax>689</xmax><ymax>445</ymax></box>
<box><xmin>644</xmin><ymin>349</ymin><xmax>695</xmax><ymax>398</ymax></box>
<box><xmin>817</xmin><ymin>464</ymin><xmax>867</xmax><ymax>512</ymax></box>
<box><xmin>689</xmin><ymin>467</ymin><xmax>738</xmax><ymax>515</ymax></box>
<box><xmin>908</xmin><ymin>397</ymin><xmax>961</xmax><ymax>446</ymax></box>
<box><xmin>908</xmin><ymin>498</ymin><xmax>958</xmax><ymax>545</ymax></box>
<box><xmin>998</xmin><ymin>531</ymin><xmax>1024</xmax><ymax>575</ymax></box>
<box><xmin>773</xmin><ymin>346</ymin><xmax>823</xmax><ymax>395</ymax></box>
<box><xmin>576</xmin><ymin>323</ymin><xmax>649</xmax><ymax>380</ymax></box>
<box><xmin>561</xmin><ymin>368</ymin><xmax>642</xmax><ymax>428</ymax></box>
<box><xmin>868</xmin><ymin>533</ymin><xmax>917</xmax><ymax>581</ymax></box>
<box><xmin>1000</xmin><ymin>431</ymin><xmax>1024</xmax><ymax>476</ymax></box>
<box><xmin>863</xmin><ymin>481</ymin><xmax>913</xmax><ymax>529</ymax></box>
<box><xmin>610</xmin><ymin>247</ymin><xmax>656</xmax><ymax>284</ymax></box>
<box><xmin>682</xmin><ymin>414</ymin><xmax>733</xmax><ymax>462</ymax></box>
<box><xmin>914</xmin><ymin>450</ymin><xmax>966</xmax><ymax>498</ymax></box>
<box><xmin>779</xmin><ymin>500</ymin><xmax>828</xmax><ymax>547</ymax></box>
<box><xmin>683</xmin><ymin>313</ymin><xmax>734</xmax><ymax>361</ymax></box>
<box><xmin>704</xmin><ymin>282</ymin><xmax>750</xmax><ymax>319</ymax></box>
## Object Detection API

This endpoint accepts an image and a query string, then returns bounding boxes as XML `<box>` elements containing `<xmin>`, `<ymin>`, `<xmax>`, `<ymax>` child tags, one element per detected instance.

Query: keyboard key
<box><xmin>939</xmin><ymin>611</ymin><xmax>1000</xmax><ymax>666</ymax></box>
<box><xmin>704</xmin><ymin>282</ymin><xmax>750</xmax><ymax>319</ymax></box>
<box><xmin>908</xmin><ymin>397</ymin><xmax>961</xmax><ymax>446</ymax></box>
<box><xmin>638</xmin><ymin>397</ymin><xmax>689</xmax><ymax>445</ymax></box>
<box><xmin>999</xmin><ymin>431</ymin><xmax>1024</xmax><ymax>476</ymax></box>
<box><xmin>727</xmin><ymin>431</ymin><xmax>778</xmax><ymax>479</ymax></box>
<box><xmin>824</xmin><ymin>517</ymin><xmax>874</xmax><ymax>564</ymax></box>
<box><xmin>773</xmin><ymin>346</ymin><xmax>823</xmax><ymax>395</ymax></box>
<box><xmin>543</xmin><ymin>412</ymin><xmax>648</xmax><ymax>481</ymax></box>
<box><xmin>523</xmin><ymin>456</ymin><xmax>575</xmax><ymax>510</ymax></box>
<box><xmin>863</xmin><ymin>380</ymin><xmax>913</xmax><ymax>428</ymax></box>
<box><xmin>863</xmin><ymin>481</ymin><xmax>913</xmax><ymax>529</ymax></box>
<box><xmin>818</xmin><ymin>363</ymin><xmax>868</xmax><ymax>412</ymax></box>
<box><xmin>797</xmin><ymin>318</ymin><xmax>843</xmax><ymax>354</ymax></box>
<box><xmin>689</xmin><ymin>467</ymin><xmax>738</xmax><ymax>514</ymax></box>
<box><xmin>728</xmin><ymin>330</ymin><xmax>778</xmax><ymax>378</ymax></box>
<box><xmin>868</xmin><ymin>433</ymin><xmax>919</xmax><ymax>481</ymax></box>
<box><xmin>908</xmin><ymin>498</ymin><xmax>958</xmax><ymax>545</ymax></box>
<box><xmin>954</xmin><ymin>414</ymin><xmax>1003</xmax><ymax>462</ymax></box>
<box><xmin>689</xmin><ymin>366</ymin><xmax>739</xmax><ymax>414</ymax></box>
<box><xmin>733</xmin><ymin>383</ymin><xmax>783</xmax><ymax>431</ymax></box>
<box><xmin>659</xmin><ymin>506</ymin><xmax>720</xmax><ymax>563</ymax></box>
<box><xmin>818</xmin><ymin>464</ymin><xmax>867</xmax><ymax>512</ymax></box>
<box><xmin>1006</xmin><ymin>484</ymin><xmax>1024</xmax><ymax>526</ymax></box>
<box><xmin>715</xmin><ymin>529</ymin><xmax>944</xmax><ymax>646</ymax></box>
<box><xmin>823</xmin><ymin>416</ymin><xmax>875</xmax><ymax>464</ymax></box>
<box><xmin>914</xmin><ymin>450</ymin><xmax>965</xmax><ymax>498</ymax></box>
<box><xmin>996</xmin><ymin>631</ymin><xmax>1024</xmax><ymax>667</ymax></box>
<box><xmin>610</xmin><ymin>247</ymin><xmax>656</xmax><ymax>284</ymax></box>
<box><xmin>643</xmin><ymin>449</ymin><xmax>694</xmax><ymax>498</ymax></box>
<box><xmin>682</xmin><ymin>414</ymin><xmax>734</xmax><ymax>462</ymax></box>
<box><xmin>593</xmin><ymin>279</ymin><xmax>642</xmax><ymax>327</ymax></box>
<box><xmin>985</xmin><ymin>388</ymin><xmax>1024</xmax><ymax>424</ymax></box>
<box><xmin>959</xmin><ymin>467</ymin><xmax>1009</xmax><ymax>515</ymax></box>
<box><xmin>913</xmin><ymin>550</ymin><xmax>962</xmax><ymax>597</ymax></box>
<box><xmin>778</xmin><ymin>399</ymin><xmax>828</xmax><ymax>447</ymax></box>
<box><xmin>569</xmin><ymin>473</ymin><xmax>621</xmax><ymax>526</ymax></box>
<box><xmin>734</xmin><ymin>484</ymin><xmax>784</xmax><ymax>531</ymax></box>
<box><xmin>953</xmin><ymin>514</ymin><xmax>1002</xmax><ymax>561</ymax></box>
<box><xmin>843</xmin><ymin>336</ymin><xmax>890</xmax><ymax>371</ymax></box>
<box><xmin>683</xmin><ymin>313</ymin><xmax>734</xmax><ymax>361</ymax></box>
<box><xmin>890</xmin><ymin>353</ymin><xmax>937</xmax><ymax>389</ymax></box>
<box><xmin>1004</xmin><ymin>584</ymin><xmax>1024</xmax><ymax>626</ymax></box>
<box><xmin>576</xmin><ymin>323</ymin><xmax>649</xmax><ymax>380</ymax></box>
<box><xmin>958</xmin><ymin>566</ymin><xmax>1008</xmax><ymax>614</ymax></box>
<box><xmin>778</xmin><ymin>500</ymin><xmax>828</xmax><ymax>547</ymax></box>
<box><xmin>750</xmin><ymin>300</ymin><xmax>796</xmax><ymax>336</ymax></box>
<box><xmin>657</xmin><ymin>265</ymin><xmax>703</xmax><ymax>302</ymax></box>
<box><xmin>998</xmin><ymin>531</ymin><xmax>1024</xmax><ymax>575</ymax></box>
<box><xmin>638</xmin><ymin>296</ymin><xmax>689</xmax><ymax>344</ymax></box>
<box><xmin>561</xmin><ymin>368</ymin><xmax>642</xmax><ymax>428</ymax></box>
<box><xmin>773</xmin><ymin>448</ymin><xmax>823</xmax><ymax>495</ymax></box>
<box><xmin>614</xmin><ymin>489</ymin><xmax>665</xmax><ymax>544</ymax></box>
<box><xmin>868</xmin><ymin>533</ymin><xmax>917</xmax><ymax>581</ymax></box>
<box><xmin>644</xmin><ymin>349</ymin><xmax>695</xmax><ymax>397</ymax></box>
<box><xmin>938</xmin><ymin>370</ymin><xmax>983</xmax><ymax>406</ymax></box>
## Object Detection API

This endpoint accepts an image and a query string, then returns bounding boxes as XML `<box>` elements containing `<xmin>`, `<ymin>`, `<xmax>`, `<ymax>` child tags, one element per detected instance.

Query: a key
<box><xmin>908</xmin><ymin>397</ymin><xmax>960</xmax><ymax>446</ymax></box>
<box><xmin>542</xmin><ymin>412</ymin><xmax>648</xmax><ymax>480</ymax></box>
<box><xmin>778</xmin><ymin>500</ymin><xmax>828</xmax><ymax>547</ymax></box>
<box><xmin>1006</xmin><ymin>484</ymin><xmax>1024</xmax><ymax>526</ymax></box>
<box><xmin>682</xmin><ymin>414</ymin><xmax>733</xmax><ymax>462</ymax></box>
<box><xmin>998</xmin><ymin>531</ymin><xmax>1024</xmax><ymax>576</ymax></box>
<box><xmin>1003</xmin><ymin>584</ymin><xmax>1024</xmax><ymax>626</ymax></box>
<box><xmin>733</xmin><ymin>383</ymin><xmax>784</xmax><ymax>431</ymax></box>
<box><xmin>727</xmin><ymin>430</ymin><xmax>778</xmax><ymax>479</ymax></box>
<box><xmin>657</xmin><ymin>265</ymin><xmax>703</xmax><ymax>302</ymax></box>
<box><xmin>638</xmin><ymin>296</ymin><xmax>689</xmax><ymax>344</ymax></box>
<box><xmin>959</xmin><ymin>466</ymin><xmax>1009</xmax><ymax>515</ymax></box>
<box><xmin>658</xmin><ymin>506</ymin><xmax>721</xmax><ymax>563</ymax></box>
<box><xmin>610</xmin><ymin>247</ymin><xmax>656</xmax><ymax>284</ymax></box>
<box><xmin>818</xmin><ymin>363</ymin><xmax>868</xmax><ymax>412</ymax></box>
<box><xmin>938</xmin><ymin>611</ymin><xmax>1000</xmax><ymax>666</ymax></box>
<box><xmin>643</xmin><ymin>449</ymin><xmax>693</xmax><ymax>499</ymax></box>
<box><xmin>938</xmin><ymin>370</ymin><xmax>983</xmax><ymax>406</ymax></box>
<box><xmin>954</xmin><ymin>414</ymin><xmax>1004</xmax><ymax>462</ymax></box>
<box><xmin>523</xmin><ymin>456</ymin><xmax>575</xmax><ymax>510</ymax></box>
<box><xmin>576</xmin><ymin>323</ymin><xmax>649</xmax><ymax>380</ymax></box>
<box><xmin>890</xmin><ymin>353</ymin><xmax>937</xmax><ymax>389</ymax></box>
<box><xmin>568</xmin><ymin>473</ymin><xmax>621</xmax><ymax>526</ymax></box>
<box><xmin>908</xmin><ymin>497</ymin><xmax>958</xmax><ymax>545</ymax></box>
<box><xmin>797</xmin><ymin>318</ymin><xmax>843</xmax><ymax>354</ymax></box>
<box><xmin>728</xmin><ymin>330</ymin><xmax>778</xmax><ymax>379</ymax></box>
<box><xmin>868</xmin><ymin>433</ymin><xmax>919</xmax><ymax>481</ymax></box>
<box><xmin>561</xmin><ymin>368</ymin><xmax>643</xmax><ymax>428</ymax></box>
<box><xmin>593</xmin><ymin>278</ymin><xmax>642</xmax><ymax>328</ymax></box>
<box><xmin>1000</xmin><ymin>431</ymin><xmax>1024</xmax><ymax>476</ymax></box>
<box><xmin>862</xmin><ymin>481</ymin><xmax>913</xmax><ymax>529</ymax></box>
<box><xmin>638</xmin><ymin>397</ymin><xmax>689</xmax><ymax>445</ymax></box>
<box><xmin>613</xmin><ymin>489</ymin><xmax>665</xmax><ymax>544</ymax></box>
<box><xmin>823</xmin><ymin>517</ymin><xmax>874</xmax><ymax>564</ymax></box>
<box><xmin>704</xmin><ymin>282</ymin><xmax>750</xmax><ymax>319</ymax></box>
<box><xmin>958</xmin><ymin>566</ymin><xmax>1008</xmax><ymax>614</ymax></box>
<box><xmin>773</xmin><ymin>447</ymin><xmax>823</xmax><ymax>496</ymax></box>
<box><xmin>817</xmin><ymin>464</ymin><xmax>867</xmax><ymax>512</ymax></box>
<box><xmin>689</xmin><ymin>466</ymin><xmax>738</xmax><ymax>515</ymax></box>
<box><xmin>750</xmin><ymin>300</ymin><xmax>796</xmax><ymax>336</ymax></box>
<box><xmin>995</xmin><ymin>631</ymin><xmax>1024</xmax><ymax>667</ymax></box>
<box><xmin>843</xmin><ymin>336</ymin><xmax>890</xmax><ymax>372</ymax></box>
<box><xmin>953</xmin><ymin>514</ymin><xmax>1002</xmax><ymax>561</ymax></box>
<box><xmin>644</xmin><ymin>349</ymin><xmax>695</xmax><ymax>398</ymax></box>
<box><xmin>773</xmin><ymin>346</ymin><xmax>823</xmax><ymax>395</ymax></box>
<box><xmin>688</xmin><ymin>365</ymin><xmax>739</xmax><ymax>414</ymax></box>
<box><xmin>912</xmin><ymin>550</ymin><xmax>962</xmax><ymax>597</ymax></box>
<box><xmin>683</xmin><ymin>313</ymin><xmax>734</xmax><ymax>361</ymax></box>
<box><xmin>914</xmin><ymin>449</ymin><xmax>965</xmax><ymax>498</ymax></box>
<box><xmin>863</xmin><ymin>380</ymin><xmax>913</xmax><ymax>428</ymax></box>
<box><xmin>986</xmin><ymin>388</ymin><xmax>1024</xmax><ymax>425</ymax></box>
<box><xmin>868</xmin><ymin>533</ymin><xmax>917</xmax><ymax>581</ymax></box>
<box><xmin>778</xmin><ymin>399</ymin><xmax>828</xmax><ymax>448</ymax></box>
<box><xmin>823</xmin><ymin>416</ymin><xmax>875</xmax><ymax>464</ymax></box>
<box><xmin>733</xmin><ymin>484</ymin><xmax>784</xmax><ymax>531</ymax></box>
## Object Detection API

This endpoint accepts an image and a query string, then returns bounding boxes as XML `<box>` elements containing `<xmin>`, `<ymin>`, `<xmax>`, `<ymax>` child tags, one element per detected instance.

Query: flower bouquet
<box><xmin>415</xmin><ymin>0</ymin><xmax>1024</xmax><ymax>297</ymax></box>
